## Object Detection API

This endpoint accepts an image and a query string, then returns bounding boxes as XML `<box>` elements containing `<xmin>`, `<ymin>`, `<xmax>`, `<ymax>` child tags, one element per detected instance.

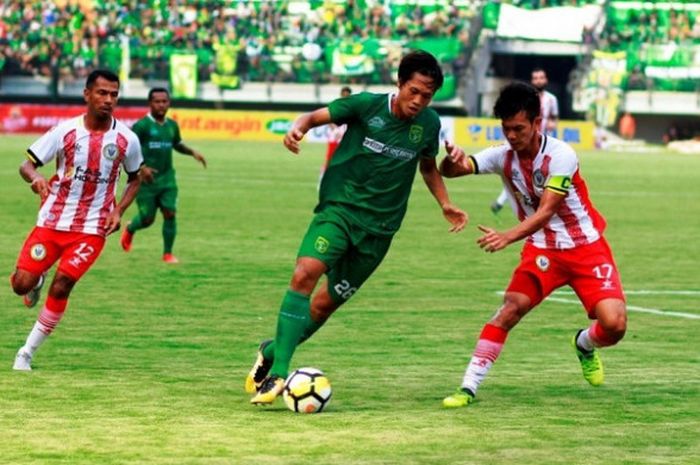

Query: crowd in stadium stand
<box><xmin>601</xmin><ymin>2</ymin><xmax>700</xmax><ymax>91</ymax></box>
<box><xmin>0</xmin><ymin>0</ymin><xmax>476</xmax><ymax>85</ymax></box>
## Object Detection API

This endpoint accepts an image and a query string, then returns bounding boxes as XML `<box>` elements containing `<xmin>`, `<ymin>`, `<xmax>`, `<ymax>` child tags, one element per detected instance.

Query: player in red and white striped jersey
<box><xmin>491</xmin><ymin>68</ymin><xmax>559</xmax><ymax>214</ymax></box>
<box><xmin>9</xmin><ymin>70</ymin><xmax>143</xmax><ymax>371</ymax></box>
<box><xmin>440</xmin><ymin>82</ymin><xmax>627</xmax><ymax>408</ymax></box>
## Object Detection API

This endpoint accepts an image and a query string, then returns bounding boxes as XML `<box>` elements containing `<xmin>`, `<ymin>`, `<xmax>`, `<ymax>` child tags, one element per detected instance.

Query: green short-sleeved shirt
<box><xmin>321</xmin><ymin>92</ymin><xmax>441</xmax><ymax>236</ymax></box>
<box><xmin>132</xmin><ymin>114</ymin><xmax>183</xmax><ymax>180</ymax></box>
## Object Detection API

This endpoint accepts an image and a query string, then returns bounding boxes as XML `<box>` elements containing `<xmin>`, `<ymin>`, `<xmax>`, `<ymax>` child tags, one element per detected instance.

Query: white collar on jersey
<box><xmin>79</xmin><ymin>114</ymin><xmax>116</xmax><ymax>131</ymax></box>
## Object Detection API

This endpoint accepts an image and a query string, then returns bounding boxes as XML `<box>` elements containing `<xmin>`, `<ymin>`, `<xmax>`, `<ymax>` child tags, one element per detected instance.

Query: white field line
<box><xmin>495</xmin><ymin>290</ymin><xmax>700</xmax><ymax>320</ymax></box>
<box><xmin>553</xmin><ymin>290</ymin><xmax>700</xmax><ymax>296</ymax></box>
<box><xmin>545</xmin><ymin>296</ymin><xmax>700</xmax><ymax>320</ymax></box>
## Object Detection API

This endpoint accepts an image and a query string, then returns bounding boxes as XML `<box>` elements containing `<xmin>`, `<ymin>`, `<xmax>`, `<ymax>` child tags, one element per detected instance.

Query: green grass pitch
<box><xmin>0</xmin><ymin>135</ymin><xmax>698</xmax><ymax>464</ymax></box>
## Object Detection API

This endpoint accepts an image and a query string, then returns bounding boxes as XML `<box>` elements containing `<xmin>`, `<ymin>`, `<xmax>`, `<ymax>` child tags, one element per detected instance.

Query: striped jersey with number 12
<box><xmin>26</xmin><ymin>115</ymin><xmax>143</xmax><ymax>237</ymax></box>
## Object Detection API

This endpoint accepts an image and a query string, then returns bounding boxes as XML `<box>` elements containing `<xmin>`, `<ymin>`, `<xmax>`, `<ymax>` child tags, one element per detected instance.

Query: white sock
<box><xmin>462</xmin><ymin>357</ymin><xmax>494</xmax><ymax>395</ymax></box>
<box><xmin>496</xmin><ymin>189</ymin><xmax>509</xmax><ymax>207</ymax></box>
<box><xmin>461</xmin><ymin>336</ymin><xmax>505</xmax><ymax>395</ymax></box>
<box><xmin>23</xmin><ymin>322</ymin><xmax>49</xmax><ymax>355</ymax></box>
<box><xmin>576</xmin><ymin>329</ymin><xmax>596</xmax><ymax>352</ymax></box>
<box><xmin>22</xmin><ymin>306</ymin><xmax>64</xmax><ymax>355</ymax></box>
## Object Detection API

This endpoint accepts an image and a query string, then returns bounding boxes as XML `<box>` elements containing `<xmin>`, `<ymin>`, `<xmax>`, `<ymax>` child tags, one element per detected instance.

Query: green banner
<box><xmin>331</xmin><ymin>42</ymin><xmax>375</xmax><ymax>76</ymax></box>
<box><xmin>211</xmin><ymin>43</ymin><xmax>240</xmax><ymax>89</ymax></box>
<box><xmin>170</xmin><ymin>54</ymin><xmax>198</xmax><ymax>99</ymax></box>
<box><xmin>585</xmin><ymin>50</ymin><xmax>627</xmax><ymax>128</ymax></box>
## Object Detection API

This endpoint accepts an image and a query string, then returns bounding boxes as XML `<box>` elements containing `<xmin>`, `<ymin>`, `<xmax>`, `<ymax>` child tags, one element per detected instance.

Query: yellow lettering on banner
<box><xmin>170</xmin><ymin>109</ymin><xmax>297</xmax><ymax>141</ymax></box>
<box><xmin>167</xmin><ymin>109</ymin><xmax>595</xmax><ymax>150</ymax></box>
<box><xmin>453</xmin><ymin>117</ymin><xmax>594</xmax><ymax>150</ymax></box>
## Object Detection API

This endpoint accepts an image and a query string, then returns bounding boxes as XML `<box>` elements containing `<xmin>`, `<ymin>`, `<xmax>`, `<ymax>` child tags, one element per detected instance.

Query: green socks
<box><xmin>163</xmin><ymin>217</ymin><xmax>176</xmax><ymax>254</ymax></box>
<box><xmin>262</xmin><ymin>316</ymin><xmax>324</xmax><ymax>361</ymax></box>
<box><xmin>269</xmin><ymin>290</ymin><xmax>313</xmax><ymax>378</ymax></box>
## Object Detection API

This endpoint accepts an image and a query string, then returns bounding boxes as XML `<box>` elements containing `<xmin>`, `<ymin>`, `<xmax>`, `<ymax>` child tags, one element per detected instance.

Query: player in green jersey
<box><xmin>247</xmin><ymin>50</ymin><xmax>469</xmax><ymax>405</ymax></box>
<box><xmin>120</xmin><ymin>88</ymin><xmax>206</xmax><ymax>263</ymax></box>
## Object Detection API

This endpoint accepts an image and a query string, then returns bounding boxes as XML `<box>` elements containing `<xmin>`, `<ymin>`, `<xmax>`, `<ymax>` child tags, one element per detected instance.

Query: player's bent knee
<box><xmin>596</xmin><ymin>298</ymin><xmax>627</xmax><ymax>343</ymax></box>
<box><xmin>142</xmin><ymin>216</ymin><xmax>156</xmax><ymax>227</ymax></box>
<box><xmin>491</xmin><ymin>303</ymin><xmax>526</xmax><ymax>330</ymax></box>
<box><xmin>604</xmin><ymin>315</ymin><xmax>627</xmax><ymax>343</ymax></box>
<box><xmin>49</xmin><ymin>273</ymin><xmax>77</xmax><ymax>299</ymax></box>
<box><xmin>10</xmin><ymin>270</ymin><xmax>38</xmax><ymax>295</ymax></box>
<box><xmin>290</xmin><ymin>260</ymin><xmax>326</xmax><ymax>293</ymax></box>
<box><xmin>491</xmin><ymin>293</ymin><xmax>532</xmax><ymax>330</ymax></box>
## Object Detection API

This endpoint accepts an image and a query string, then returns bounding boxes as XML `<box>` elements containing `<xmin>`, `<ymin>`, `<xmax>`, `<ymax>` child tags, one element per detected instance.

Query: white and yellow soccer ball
<box><xmin>283</xmin><ymin>367</ymin><xmax>332</xmax><ymax>413</ymax></box>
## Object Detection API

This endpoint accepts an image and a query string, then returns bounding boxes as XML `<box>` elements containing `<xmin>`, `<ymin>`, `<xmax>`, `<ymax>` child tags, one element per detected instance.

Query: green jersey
<box><xmin>320</xmin><ymin>92</ymin><xmax>441</xmax><ymax>236</ymax></box>
<box><xmin>132</xmin><ymin>114</ymin><xmax>183</xmax><ymax>181</ymax></box>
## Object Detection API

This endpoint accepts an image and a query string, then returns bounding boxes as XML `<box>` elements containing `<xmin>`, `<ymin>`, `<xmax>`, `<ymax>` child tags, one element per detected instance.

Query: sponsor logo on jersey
<box><xmin>362</xmin><ymin>137</ymin><xmax>416</xmax><ymax>161</ymax></box>
<box><xmin>30</xmin><ymin>243</ymin><xmax>47</xmax><ymax>261</ymax></box>
<box><xmin>368</xmin><ymin>116</ymin><xmax>386</xmax><ymax>129</ymax></box>
<box><xmin>147</xmin><ymin>141</ymin><xmax>173</xmax><ymax>149</ymax></box>
<box><xmin>102</xmin><ymin>143</ymin><xmax>119</xmax><ymax>161</ymax></box>
<box><xmin>74</xmin><ymin>166</ymin><xmax>117</xmax><ymax>184</ymax></box>
<box><xmin>315</xmin><ymin>236</ymin><xmax>330</xmax><ymax>254</ymax></box>
<box><xmin>535</xmin><ymin>255</ymin><xmax>550</xmax><ymax>272</ymax></box>
<box><xmin>409</xmin><ymin>125</ymin><xmax>423</xmax><ymax>144</ymax></box>
<box><xmin>515</xmin><ymin>191</ymin><xmax>536</xmax><ymax>208</ymax></box>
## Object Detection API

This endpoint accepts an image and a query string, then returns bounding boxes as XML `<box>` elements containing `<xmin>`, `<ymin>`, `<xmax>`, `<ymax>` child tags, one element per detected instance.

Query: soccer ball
<box><xmin>283</xmin><ymin>367</ymin><xmax>332</xmax><ymax>413</ymax></box>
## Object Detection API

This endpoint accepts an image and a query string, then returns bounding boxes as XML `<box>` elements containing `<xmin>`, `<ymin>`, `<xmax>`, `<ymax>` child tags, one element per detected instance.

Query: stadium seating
<box><xmin>0</xmin><ymin>0</ymin><xmax>480</xmax><ymax>100</ymax></box>
<box><xmin>601</xmin><ymin>0</ymin><xmax>700</xmax><ymax>91</ymax></box>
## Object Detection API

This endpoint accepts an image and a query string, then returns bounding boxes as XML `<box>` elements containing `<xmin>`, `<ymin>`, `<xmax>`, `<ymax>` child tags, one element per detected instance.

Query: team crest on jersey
<box><xmin>409</xmin><ymin>125</ymin><xmax>423</xmax><ymax>144</ymax></box>
<box><xmin>368</xmin><ymin>116</ymin><xmax>386</xmax><ymax>129</ymax></box>
<box><xmin>533</xmin><ymin>169</ymin><xmax>546</xmax><ymax>188</ymax></box>
<box><xmin>315</xmin><ymin>236</ymin><xmax>330</xmax><ymax>254</ymax></box>
<box><xmin>30</xmin><ymin>243</ymin><xmax>47</xmax><ymax>261</ymax></box>
<box><xmin>102</xmin><ymin>143</ymin><xmax>119</xmax><ymax>161</ymax></box>
<box><xmin>535</xmin><ymin>255</ymin><xmax>550</xmax><ymax>272</ymax></box>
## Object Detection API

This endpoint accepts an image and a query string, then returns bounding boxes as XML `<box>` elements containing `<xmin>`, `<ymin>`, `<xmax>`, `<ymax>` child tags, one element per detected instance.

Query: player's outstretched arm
<box><xmin>283</xmin><ymin>108</ymin><xmax>332</xmax><ymax>154</ymax></box>
<box><xmin>476</xmin><ymin>189</ymin><xmax>565</xmax><ymax>253</ymax></box>
<box><xmin>175</xmin><ymin>142</ymin><xmax>207</xmax><ymax>168</ymax></box>
<box><xmin>419</xmin><ymin>157</ymin><xmax>468</xmax><ymax>233</ymax></box>
<box><xmin>439</xmin><ymin>141</ymin><xmax>474</xmax><ymax>178</ymax></box>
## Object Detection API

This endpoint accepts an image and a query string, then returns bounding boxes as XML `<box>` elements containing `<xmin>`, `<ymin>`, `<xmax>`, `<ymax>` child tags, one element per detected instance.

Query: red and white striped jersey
<box><xmin>27</xmin><ymin>115</ymin><xmax>143</xmax><ymax>237</ymax></box>
<box><xmin>471</xmin><ymin>135</ymin><xmax>606</xmax><ymax>250</ymax></box>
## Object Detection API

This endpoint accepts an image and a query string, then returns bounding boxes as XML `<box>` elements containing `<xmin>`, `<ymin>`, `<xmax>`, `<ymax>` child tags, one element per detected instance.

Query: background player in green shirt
<box><xmin>121</xmin><ymin>88</ymin><xmax>207</xmax><ymax>263</ymax></box>
<box><xmin>247</xmin><ymin>51</ymin><xmax>469</xmax><ymax>405</ymax></box>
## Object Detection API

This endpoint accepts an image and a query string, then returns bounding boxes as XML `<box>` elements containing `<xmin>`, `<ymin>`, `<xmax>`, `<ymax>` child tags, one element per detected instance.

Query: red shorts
<box><xmin>16</xmin><ymin>226</ymin><xmax>106</xmax><ymax>281</ymax></box>
<box><xmin>507</xmin><ymin>237</ymin><xmax>625</xmax><ymax>318</ymax></box>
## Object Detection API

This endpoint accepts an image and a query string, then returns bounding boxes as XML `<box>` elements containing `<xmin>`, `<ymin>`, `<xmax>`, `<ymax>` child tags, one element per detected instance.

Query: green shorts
<box><xmin>298</xmin><ymin>209</ymin><xmax>393</xmax><ymax>304</ymax></box>
<box><xmin>136</xmin><ymin>178</ymin><xmax>178</xmax><ymax>216</ymax></box>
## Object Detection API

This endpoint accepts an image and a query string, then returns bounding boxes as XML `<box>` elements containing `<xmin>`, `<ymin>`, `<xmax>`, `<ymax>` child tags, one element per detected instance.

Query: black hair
<box><xmin>148</xmin><ymin>87</ymin><xmax>170</xmax><ymax>101</ymax></box>
<box><xmin>86</xmin><ymin>69</ymin><xmax>120</xmax><ymax>88</ymax></box>
<box><xmin>340</xmin><ymin>86</ymin><xmax>352</xmax><ymax>95</ymax></box>
<box><xmin>398</xmin><ymin>50</ymin><xmax>444</xmax><ymax>90</ymax></box>
<box><xmin>531</xmin><ymin>67</ymin><xmax>546</xmax><ymax>75</ymax></box>
<box><xmin>493</xmin><ymin>81</ymin><xmax>541</xmax><ymax>122</ymax></box>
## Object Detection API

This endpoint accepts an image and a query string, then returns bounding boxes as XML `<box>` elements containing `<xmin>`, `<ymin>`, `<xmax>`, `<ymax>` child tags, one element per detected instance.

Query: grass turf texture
<box><xmin>0</xmin><ymin>136</ymin><xmax>698</xmax><ymax>464</ymax></box>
